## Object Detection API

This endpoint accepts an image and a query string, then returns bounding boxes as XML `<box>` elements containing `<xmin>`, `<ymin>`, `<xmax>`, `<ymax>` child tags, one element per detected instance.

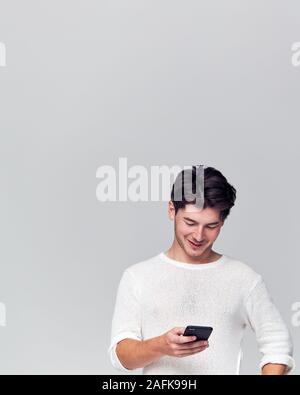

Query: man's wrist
<box><xmin>261</xmin><ymin>363</ymin><xmax>288</xmax><ymax>375</ymax></box>
<box><xmin>147</xmin><ymin>335</ymin><xmax>165</xmax><ymax>357</ymax></box>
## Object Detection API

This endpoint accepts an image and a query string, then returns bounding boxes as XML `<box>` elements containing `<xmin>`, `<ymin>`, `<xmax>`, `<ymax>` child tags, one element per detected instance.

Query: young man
<box><xmin>108</xmin><ymin>166</ymin><xmax>295</xmax><ymax>374</ymax></box>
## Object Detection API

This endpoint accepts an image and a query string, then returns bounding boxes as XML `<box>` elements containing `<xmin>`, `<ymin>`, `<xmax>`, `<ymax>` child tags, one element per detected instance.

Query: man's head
<box><xmin>168</xmin><ymin>166</ymin><xmax>236</xmax><ymax>259</ymax></box>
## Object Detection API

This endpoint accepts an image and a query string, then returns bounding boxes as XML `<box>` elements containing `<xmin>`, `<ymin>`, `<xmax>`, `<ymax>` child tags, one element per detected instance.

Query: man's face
<box><xmin>168</xmin><ymin>202</ymin><xmax>224</xmax><ymax>259</ymax></box>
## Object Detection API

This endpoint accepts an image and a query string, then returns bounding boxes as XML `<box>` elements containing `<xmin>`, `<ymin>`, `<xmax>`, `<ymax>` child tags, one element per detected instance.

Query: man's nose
<box><xmin>193</xmin><ymin>227</ymin><xmax>204</xmax><ymax>241</ymax></box>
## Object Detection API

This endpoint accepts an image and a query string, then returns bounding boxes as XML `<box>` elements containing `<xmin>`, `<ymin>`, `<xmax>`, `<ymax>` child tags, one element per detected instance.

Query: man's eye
<box><xmin>207</xmin><ymin>226</ymin><xmax>218</xmax><ymax>229</ymax></box>
<box><xmin>185</xmin><ymin>222</ymin><xmax>194</xmax><ymax>226</ymax></box>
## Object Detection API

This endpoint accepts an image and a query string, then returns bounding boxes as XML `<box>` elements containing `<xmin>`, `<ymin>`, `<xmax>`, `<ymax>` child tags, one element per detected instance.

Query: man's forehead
<box><xmin>183</xmin><ymin>204</ymin><xmax>205</xmax><ymax>214</ymax></box>
<box><xmin>180</xmin><ymin>205</ymin><xmax>220</xmax><ymax>220</ymax></box>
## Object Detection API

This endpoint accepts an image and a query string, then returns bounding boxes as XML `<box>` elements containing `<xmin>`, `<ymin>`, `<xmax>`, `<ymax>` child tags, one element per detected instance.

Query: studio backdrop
<box><xmin>0</xmin><ymin>0</ymin><xmax>299</xmax><ymax>374</ymax></box>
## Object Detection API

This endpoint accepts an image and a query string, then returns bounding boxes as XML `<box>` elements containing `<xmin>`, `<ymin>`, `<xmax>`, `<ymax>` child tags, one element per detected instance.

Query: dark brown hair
<box><xmin>170</xmin><ymin>166</ymin><xmax>236</xmax><ymax>222</ymax></box>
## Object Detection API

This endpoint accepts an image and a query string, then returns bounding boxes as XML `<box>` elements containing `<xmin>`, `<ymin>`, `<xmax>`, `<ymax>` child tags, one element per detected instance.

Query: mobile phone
<box><xmin>183</xmin><ymin>325</ymin><xmax>213</xmax><ymax>341</ymax></box>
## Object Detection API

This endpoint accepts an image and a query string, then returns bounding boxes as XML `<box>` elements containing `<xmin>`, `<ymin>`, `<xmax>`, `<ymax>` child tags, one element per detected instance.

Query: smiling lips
<box><xmin>188</xmin><ymin>240</ymin><xmax>204</xmax><ymax>248</ymax></box>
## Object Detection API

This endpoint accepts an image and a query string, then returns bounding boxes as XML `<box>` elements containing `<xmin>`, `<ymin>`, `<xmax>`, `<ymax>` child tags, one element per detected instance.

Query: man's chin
<box><xmin>185</xmin><ymin>246</ymin><xmax>203</xmax><ymax>256</ymax></box>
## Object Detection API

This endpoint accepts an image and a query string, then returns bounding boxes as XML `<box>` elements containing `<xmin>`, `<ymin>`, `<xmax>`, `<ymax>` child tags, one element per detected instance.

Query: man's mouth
<box><xmin>188</xmin><ymin>240</ymin><xmax>205</xmax><ymax>248</ymax></box>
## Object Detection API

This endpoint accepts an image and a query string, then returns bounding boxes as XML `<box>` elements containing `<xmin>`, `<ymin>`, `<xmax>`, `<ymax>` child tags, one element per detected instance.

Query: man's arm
<box><xmin>261</xmin><ymin>363</ymin><xmax>287</xmax><ymax>375</ymax></box>
<box><xmin>116</xmin><ymin>336</ymin><xmax>164</xmax><ymax>370</ymax></box>
<box><xmin>108</xmin><ymin>269</ymin><xmax>143</xmax><ymax>371</ymax></box>
<box><xmin>116</xmin><ymin>327</ymin><xmax>209</xmax><ymax>370</ymax></box>
<box><xmin>245</xmin><ymin>276</ymin><xmax>295</xmax><ymax>375</ymax></box>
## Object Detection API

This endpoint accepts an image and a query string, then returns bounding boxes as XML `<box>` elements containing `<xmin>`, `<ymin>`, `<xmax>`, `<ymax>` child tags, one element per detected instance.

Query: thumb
<box><xmin>173</xmin><ymin>327</ymin><xmax>185</xmax><ymax>335</ymax></box>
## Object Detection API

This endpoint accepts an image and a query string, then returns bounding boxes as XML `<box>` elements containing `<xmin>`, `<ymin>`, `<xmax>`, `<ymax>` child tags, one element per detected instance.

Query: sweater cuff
<box><xmin>108</xmin><ymin>332</ymin><xmax>142</xmax><ymax>372</ymax></box>
<box><xmin>260</xmin><ymin>355</ymin><xmax>296</xmax><ymax>375</ymax></box>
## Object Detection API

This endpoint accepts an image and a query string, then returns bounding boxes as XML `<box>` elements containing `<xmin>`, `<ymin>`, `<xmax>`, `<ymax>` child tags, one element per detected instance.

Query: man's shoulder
<box><xmin>224</xmin><ymin>254</ymin><xmax>261</xmax><ymax>283</ymax></box>
<box><xmin>125</xmin><ymin>252</ymin><xmax>162</xmax><ymax>278</ymax></box>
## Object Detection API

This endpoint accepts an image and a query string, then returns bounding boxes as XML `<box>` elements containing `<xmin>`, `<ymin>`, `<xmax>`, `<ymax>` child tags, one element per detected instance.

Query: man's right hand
<box><xmin>115</xmin><ymin>326</ymin><xmax>209</xmax><ymax>370</ymax></box>
<box><xmin>159</xmin><ymin>327</ymin><xmax>209</xmax><ymax>358</ymax></box>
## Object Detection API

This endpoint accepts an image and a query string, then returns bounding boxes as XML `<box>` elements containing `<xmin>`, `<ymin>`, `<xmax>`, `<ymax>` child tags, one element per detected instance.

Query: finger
<box><xmin>184</xmin><ymin>340</ymin><xmax>209</xmax><ymax>349</ymax></box>
<box><xmin>177</xmin><ymin>334</ymin><xmax>197</xmax><ymax>344</ymax></box>
<box><xmin>177</xmin><ymin>346</ymin><xmax>209</xmax><ymax>356</ymax></box>
<box><xmin>178</xmin><ymin>344</ymin><xmax>209</xmax><ymax>352</ymax></box>
<box><xmin>173</xmin><ymin>327</ymin><xmax>186</xmax><ymax>335</ymax></box>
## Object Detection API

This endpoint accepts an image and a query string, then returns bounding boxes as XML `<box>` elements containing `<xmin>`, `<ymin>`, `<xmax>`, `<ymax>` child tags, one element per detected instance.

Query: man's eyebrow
<box><xmin>183</xmin><ymin>217</ymin><xmax>220</xmax><ymax>225</ymax></box>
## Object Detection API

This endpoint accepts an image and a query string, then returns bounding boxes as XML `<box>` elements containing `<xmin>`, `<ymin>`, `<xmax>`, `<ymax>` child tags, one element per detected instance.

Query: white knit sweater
<box><xmin>108</xmin><ymin>252</ymin><xmax>295</xmax><ymax>374</ymax></box>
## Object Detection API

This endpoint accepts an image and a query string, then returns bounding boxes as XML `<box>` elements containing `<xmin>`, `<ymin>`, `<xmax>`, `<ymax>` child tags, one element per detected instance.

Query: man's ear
<box><xmin>168</xmin><ymin>200</ymin><xmax>176</xmax><ymax>220</ymax></box>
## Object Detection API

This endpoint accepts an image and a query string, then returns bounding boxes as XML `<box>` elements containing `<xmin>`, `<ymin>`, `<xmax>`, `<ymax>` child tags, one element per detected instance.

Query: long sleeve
<box><xmin>245</xmin><ymin>276</ymin><xmax>295</xmax><ymax>374</ymax></box>
<box><xmin>107</xmin><ymin>269</ymin><xmax>143</xmax><ymax>372</ymax></box>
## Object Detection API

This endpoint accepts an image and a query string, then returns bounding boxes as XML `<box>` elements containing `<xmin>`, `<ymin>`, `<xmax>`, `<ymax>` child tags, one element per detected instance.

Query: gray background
<box><xmin>0</xmin><ymin>0</ymin><xmax>299</xmax><ymax>374</ymax></box>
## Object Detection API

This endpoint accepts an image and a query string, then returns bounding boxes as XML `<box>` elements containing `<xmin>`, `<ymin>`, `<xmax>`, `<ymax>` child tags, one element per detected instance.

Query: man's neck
<box><xmin>166</xmin><ymin>244</ymin><xmax>222</xmax><ymax>264</ymax></box>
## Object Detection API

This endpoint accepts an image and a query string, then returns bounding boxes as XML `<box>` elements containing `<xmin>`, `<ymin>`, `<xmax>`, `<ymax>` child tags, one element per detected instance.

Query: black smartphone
<box><xmin>183</xmin><ymin>325</ymin><xmax>213</xmax><ymax>341</ymax></box>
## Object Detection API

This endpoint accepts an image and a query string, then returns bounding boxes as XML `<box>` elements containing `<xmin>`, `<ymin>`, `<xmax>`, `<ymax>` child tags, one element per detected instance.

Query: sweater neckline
<box><xmin>159</xmin><ymin>251</ymin><xmax>228</xmax><ymax>270</ymax></box>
